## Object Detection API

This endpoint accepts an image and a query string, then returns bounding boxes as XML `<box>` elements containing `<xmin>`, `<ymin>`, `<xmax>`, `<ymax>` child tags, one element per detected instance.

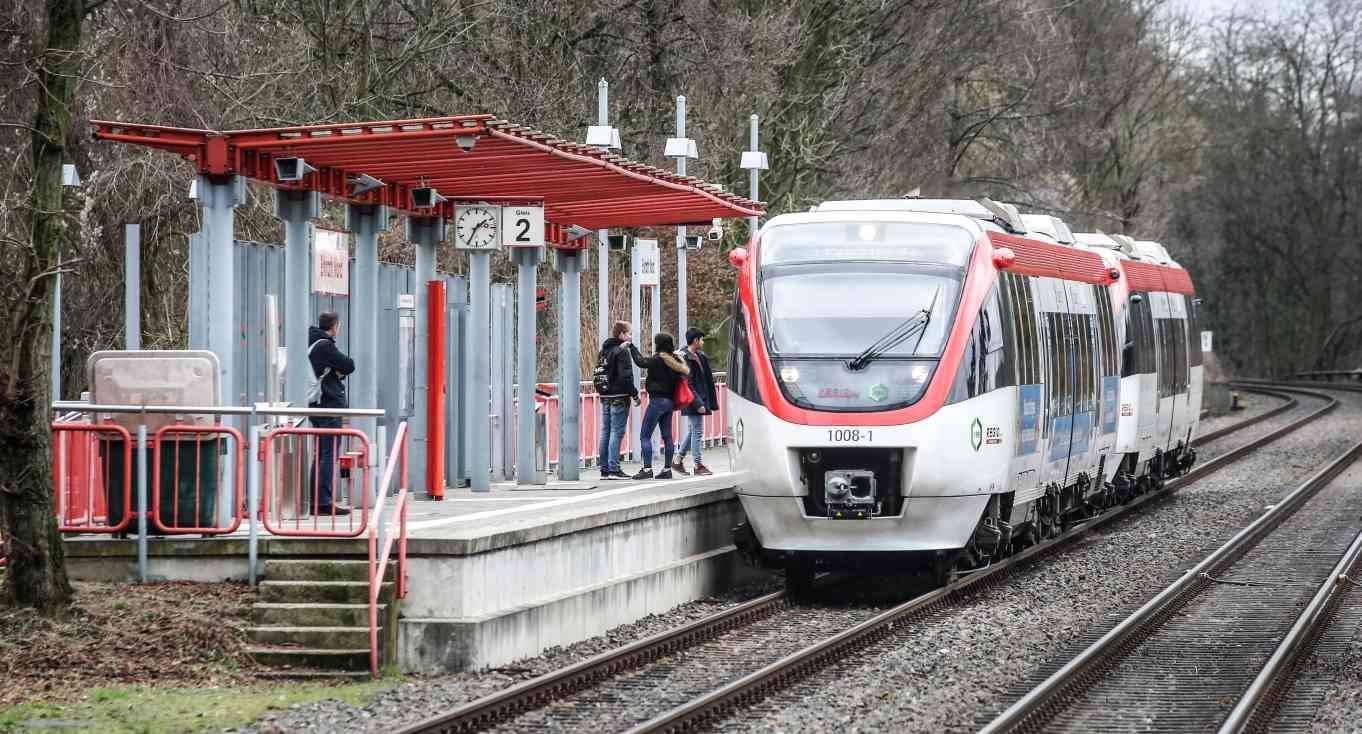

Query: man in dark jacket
<box><xmin>596</xmin><ymin>320</ymin><xmax>640</xmax><ymax>479</ymax></box>
<box><xmin>673</xmin><ymin>327</ymin><xmax>718</xmax><ymax>476</ymax></box>
<box><xmin>308</xmin><ymin>312</ymin><xmax>356</xmax><ymax>514</ymax></box>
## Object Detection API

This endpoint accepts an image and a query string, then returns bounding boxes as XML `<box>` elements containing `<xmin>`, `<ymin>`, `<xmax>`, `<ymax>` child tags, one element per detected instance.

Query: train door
<box><xmin>1001</xmin><ymin>273</ymin><xmax>1044</xmax><ymax>517</ymax></box>
<box><xmin>1150</xmin><ymin>292</ymin><xmax>1177</xmax><ymax>452</ymax></box>
<box><xmin>1128</xmin><ymin>293</ymin><xmax>1158</xmax><ymax>460</ymax></box>
<box><xmin>1162</xmin><ymin>295</ymin><xmax>1190</xmax><ymax>451</ymax></box>
<box><xmin>1185</xmin><ymin>295</ymin><xmax>1204</xmax><ymax>443</ymax></box>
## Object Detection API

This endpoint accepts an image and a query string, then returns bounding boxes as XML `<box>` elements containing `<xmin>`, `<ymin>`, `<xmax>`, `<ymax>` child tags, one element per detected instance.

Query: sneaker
<box><xmin>655</xmin><ymin>469</ymin><xmax>674</xmax><ymax>480</ymax></box>
<box><xmin>671</xmin><ymin>460</ymin><xmax>690</xmax><ymax>476</ymax></box>
<box><xmin>694</xmin><ymin>463</ymin><xmax>714</xmax><ymax>477</ymax></box>
<box><xmin>632</xmin><ymin>468</ymin><xmax>654</xmax><ymax>480</ymax></box>
<box><xmin>600</xmin><ymin>470</ymin><xmax>618</xmax><ymax>480</ymax></box>
<box><xmin>316</xmin><ymin>505</ymin><xmax>352</xmax><ymax>517</ymax></box>
<box><xmin>612</xmin><ymin>470</ymin><xmax>630</xmax><ymax>479</ymax></box>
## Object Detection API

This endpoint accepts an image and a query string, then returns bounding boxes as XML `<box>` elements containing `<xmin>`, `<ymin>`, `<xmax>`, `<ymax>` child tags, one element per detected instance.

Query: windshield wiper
<box><xmin>845</xmin><ymin>288</ymin><xmax>939</xmax><ymax>371</ymax></box>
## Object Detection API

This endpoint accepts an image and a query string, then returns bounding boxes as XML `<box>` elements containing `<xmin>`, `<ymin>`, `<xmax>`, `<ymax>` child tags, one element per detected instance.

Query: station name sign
<box><xmin>312</xmin><ymin>227</ymin><xmax>349</xmax><ymax>295</ymax></box>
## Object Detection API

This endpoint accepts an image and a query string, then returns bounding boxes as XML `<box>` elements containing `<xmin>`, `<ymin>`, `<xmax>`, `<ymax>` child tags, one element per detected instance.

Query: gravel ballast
<box><xmin>715</xmin><ymin>387</ymin><xmax>1362</xmax><ymax>734</ymax></box>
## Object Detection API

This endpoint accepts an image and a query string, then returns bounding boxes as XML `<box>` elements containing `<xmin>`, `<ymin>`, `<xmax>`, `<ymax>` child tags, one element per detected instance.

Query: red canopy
<box><xmin>92</xmin><ymin>114</ymin><xmax>764</xmax><ymax>240</ymax></box>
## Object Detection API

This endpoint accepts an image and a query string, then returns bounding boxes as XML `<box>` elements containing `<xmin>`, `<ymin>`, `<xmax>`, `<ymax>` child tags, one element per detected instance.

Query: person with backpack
<box><xmin>672</xmin><ymin>327</ymin><xmax>719</xmax><ymax>477</ymax></box>
<box><xmin>307</xmin><ymin>311</ymin><xmax>356</xmax><ymax>515</ymax></box>
<box><xmin>594</xmin><ymin>321</ymin><xmax>640</xmax><ymax>480</ymax></box>
<box><xmin>627</xmin><ymin>332</ymin><xmax>689</xmax><ymax>480</ymax></box>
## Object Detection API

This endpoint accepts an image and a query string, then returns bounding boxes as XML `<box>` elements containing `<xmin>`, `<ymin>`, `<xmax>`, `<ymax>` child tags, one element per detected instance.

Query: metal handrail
<box><xmin>368</xmin><ymin>421</ymin><xmax>409</xmax><ymax>679</ymax></box>
<box><xmin>52</xmin><ymin>401</ymin><xmax>384</xmax><ymax>418</ymax></box>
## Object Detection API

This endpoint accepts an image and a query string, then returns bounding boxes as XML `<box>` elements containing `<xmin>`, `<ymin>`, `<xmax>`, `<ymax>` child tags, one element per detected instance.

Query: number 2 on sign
<box><xmin>515</xmin><ymin>218</ymin><xmax>531</xmax><ymax>242</ymax></box>
<box><xmin>828</xmin><ymin>429</ymin><xmax>871</xmax><ymax>442</ymax></box>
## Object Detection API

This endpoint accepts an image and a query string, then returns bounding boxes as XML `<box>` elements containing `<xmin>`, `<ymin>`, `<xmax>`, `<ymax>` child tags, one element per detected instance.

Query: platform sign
<box><xmin>637</xmin><ymin>238</ymin><xmax>660</xmax><ymax>286</ymax></box>
<box><xmin>1201</xmin><ymin>330</ymin><xmax>1213</xmax><ymax>353</ymax></box>
<box><xmin>312</xmin><ymin>228</ymin><xmax>349</xmax><ymax>295</ymax></box>
<box><xmin>502</xmin><ymin>205</ymin><xmax>545</xmax><ymax>248</ymax></box>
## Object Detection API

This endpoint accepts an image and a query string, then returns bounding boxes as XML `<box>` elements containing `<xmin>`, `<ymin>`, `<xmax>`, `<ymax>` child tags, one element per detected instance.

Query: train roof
<box><xmin>1018</xmin><ymin>214</ymin><xmax>1075</xmax><ymax>244</ymax></box>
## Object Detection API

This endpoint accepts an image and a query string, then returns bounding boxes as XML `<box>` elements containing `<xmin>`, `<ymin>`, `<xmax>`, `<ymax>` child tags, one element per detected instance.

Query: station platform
<box><xmin>63</xmin><ymin>452</ymin><xmax>760</xmax><ymax>672</ymax></box>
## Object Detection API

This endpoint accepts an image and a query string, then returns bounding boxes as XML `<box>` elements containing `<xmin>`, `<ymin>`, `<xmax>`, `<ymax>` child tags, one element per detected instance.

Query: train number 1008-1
<box><xmin>827</xmin><ymin>429</ymin><xmax>872</xmax><ymax>443</ymax></box>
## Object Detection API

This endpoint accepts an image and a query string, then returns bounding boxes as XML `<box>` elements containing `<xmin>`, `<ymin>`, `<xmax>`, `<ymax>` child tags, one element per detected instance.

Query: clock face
<box><xmin>455</xmin><ymin>206</ymin><xmax>500</xmax><ymax>250</ymax></box>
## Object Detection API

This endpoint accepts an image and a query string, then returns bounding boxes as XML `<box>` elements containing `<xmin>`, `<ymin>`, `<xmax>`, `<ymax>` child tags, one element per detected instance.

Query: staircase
<box><xmin>247</xmin><ymin>558</ymin><xmax>398</xmax><ymax>677</ymax></box>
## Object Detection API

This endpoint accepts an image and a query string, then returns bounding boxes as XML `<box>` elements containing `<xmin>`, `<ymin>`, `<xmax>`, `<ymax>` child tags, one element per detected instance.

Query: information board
<box><xmin>637</xmin><ymin>238</ymin><xmax>660</xmax><ymax>286</ymax></box>
<box><xmin>312</xmin><ymin>227</ymin><xmax>349</xmax><ymax>295</ymax></box>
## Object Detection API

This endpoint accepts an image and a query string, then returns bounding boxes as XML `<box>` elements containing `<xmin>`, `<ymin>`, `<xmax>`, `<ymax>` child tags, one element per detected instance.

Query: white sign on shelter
<box><xmin>312</xmin><ymin>228</ymin><xmax>349</xmax><ymax>295</ymax></box>
<box><xmin>502</xmin><ymin>205</ymin><xmax>545</xmax><ymax>248</ymax></box>
<box><xmin>637</xmin><ymin>238</ymin><xmax>660</xmax><ymax>287</ymax></box>
<box><xmin>1201</xmin><ymin>330</ymin><xmax>1213</xmax><ymax>353</ymax></box>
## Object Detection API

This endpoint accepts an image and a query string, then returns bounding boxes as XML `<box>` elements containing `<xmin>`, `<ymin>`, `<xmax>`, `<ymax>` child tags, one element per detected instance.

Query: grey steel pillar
<box><xmin>555</xmin><ymin>249</ymin><xmax>583</xmax><ymax>480</ymax></box>
<box><xmin>595</xmin><ymin>78</ymin><xmax>612</xmax><ymax>343</ymax></box>
<box><xmin>749</xmin><ymin>114</ymin><xmax>762</xmax><ymax>237</ymax></box>
<box><xmin>347</xmin><ymin>203</ymin><xmax>385</xmax><ymax>443</ymax></box>
<box><xmin>513</xmin><ymin>247</ymin><xmax>542</xmax><ymax>484</ymax></box>
<box><xmin>51</xmin><ymin>251</ymin><xmax>61</xmax><ymax>399</ymax></box>
<box><xmin>674</xmin><ymin>95</ymin><xmax>689</xmax><ymax>339</ymax></box>
<box><xmin>124</xmin><ymin>224</ymin><xmax>140</xmax><ymax>350</ymax></box>
<box><xmin>467</xmin><ymin>249</ymin><xmax>494</xmax><ymax>491</ymax></box>
<box><xmin>277</xmin><ymin>190</ymin><xmax>320</xmax><ymax>409</ymax></box>
<box><xmin>650</xmin><ymin>284</ymin><xmax>661</xmax><ymax>344</ymax></box>
<box><xmin>408</xmin><ymin>216</ymin><xmax>443</xmax><ymax>496</ymax></box>
<box><xmin>201</xmin><ymin>175</ymin><xmax>242</xmax><ymax>528</ymax></box>
<box><xmin>202</xmin><ymin>175</ymin><xmax>242</xmax><ymax>403</ymax></box>
<box><xmin>188</xmin><ymin>230</ymin><xmax>208</xmax><ymax>349</ymax></box>
<box><xmin>490</xmin><ymin>284</ymin><xmax>514</xmax><ymax>481</ymax></box>
<box><xmin>629</xmin><ymin>246</ymin><xmax>642</xmax><ymax>440</ymax></box>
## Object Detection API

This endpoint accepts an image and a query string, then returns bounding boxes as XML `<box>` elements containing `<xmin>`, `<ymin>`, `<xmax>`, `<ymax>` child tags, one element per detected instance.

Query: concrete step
<box><xmin>263</xmin><ymin>558</ymin><xmax>394</xmax><ymax>583</ymax></box>
<box><xmin>248</xmin><ymin>625</ymin><xmax>372</xmax><ymax>649</ymax></box>
<box><xmin>253</xmin><ymin>602</ymin><xmax>380</xmax><ymax>627</ymax></box>
<box><xmin>259</xmin><ymin>580</ymin><xmax>391</xmax><ymax>604</ymax></box>
<box><xmin>256</xmin><ymin>669</ymin><xmax>372</xmax><ymax>681</ymax></box>
<box><xmin>247</xmin><ymin>645</ymin><xmax>369</xmax><ymax>671</ymax></box>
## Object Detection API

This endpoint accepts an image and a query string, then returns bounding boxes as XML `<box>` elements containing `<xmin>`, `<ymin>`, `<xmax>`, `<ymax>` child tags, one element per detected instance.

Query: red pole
<box><xmin>427</xmin><ymin>280</ymin><xmax>446</xmax><ymax>499</ymax></box>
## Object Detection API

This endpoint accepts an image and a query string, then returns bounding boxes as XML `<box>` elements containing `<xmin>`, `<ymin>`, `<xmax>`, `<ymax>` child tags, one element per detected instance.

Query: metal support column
<box><xmin>555</xmin><ymin>249</ymin><xmax>583</xmax><ymax>480</ymax></box>
<box><xmin>124</xmin><ymin>224</ymin><xmax>140</xmax><ymax>350</ymax></box>
<box><xmin>51</xmin><ymin>251</ymin><xmax>61</xmax><ymax>400</ymax></box>
<box><xmin>201</xmin><ymin>175</ymin><xmax>242</xmax><ymax>527</ymax></box>
<box><xmin>673</xmin><ymin>95</ymin><xmax>689</xmax><ymax>339</ymax></box>
<box><xmin>277</xmin><ymin>190</ymin><xmax>320</xmax><ymax>409</ymax></box>
<box><xmin>594</xmin><ymin>78</ymin><xmax>614</xmax><ymax>343</ymax></box>
<box><xmin>468</xmin><ymin>249</ymin><xmax>493</xmax><ymax>490</ymax></box>
<box><xmin>749</xmin><ymin>114</ymin><xmax>762</xmax><ymax>237</ymax></box>
<box><xmin>347</xmin><ymin>204</ymin><xmax>385</xmax><ymax>445</ymax></box>
<box><xmin>490</xmin><ymin>284</ymin><xmax>514</xmax><ymax>481</ymax></box>
<box><xmin>513</xmin><ymin>246</ymin><xmax>542</xmax><ymax>484</ymax></box>
<box><xmin>407</xmin><ymin>216</ymin><xmax>443</xmax><ymax>496</ymax></box>
<box><xmin>629</xmin><ymin>246</ymin><xmax>642</xmax><ymax>440</ymax></box>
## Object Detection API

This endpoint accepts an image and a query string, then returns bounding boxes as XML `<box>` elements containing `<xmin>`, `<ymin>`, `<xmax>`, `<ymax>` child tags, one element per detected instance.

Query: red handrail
<box><xmin>368</xmin><ymin>421</ymin><xmax>409</xmax><ymax>678</ymax></box>
<box><xmin>260</xmin><ymin>426</ymin><xmax>371</xmax><ymax>537</ymax></box>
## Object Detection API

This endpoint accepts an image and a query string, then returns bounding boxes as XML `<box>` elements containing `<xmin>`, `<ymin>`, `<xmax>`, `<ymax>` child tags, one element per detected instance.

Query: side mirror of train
<box><xmin>728</xmin><ymin>247</ymin><xmax>749</xmax><ymax>271</ymax></box>
<box><xmin>991</xmin><ymin>247</ymin><xmax>1016</xmax><ymax>269</ymax></box>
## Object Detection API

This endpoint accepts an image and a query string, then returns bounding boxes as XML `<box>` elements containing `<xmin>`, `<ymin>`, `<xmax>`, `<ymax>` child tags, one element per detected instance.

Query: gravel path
<box><xmin>709</xmin><ymin>387</ymin><xmax>1362</xmax><ymax>734</ymax></box>
<box><xmin>232</xmin><ymin>580</ymin><xmax>779</xmax><ymax>734</ymax></box>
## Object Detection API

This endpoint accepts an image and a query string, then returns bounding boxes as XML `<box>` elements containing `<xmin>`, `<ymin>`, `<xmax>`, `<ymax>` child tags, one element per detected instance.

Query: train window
<box><xmin>1186</xmin><ymin>296</ymin><xmax>1203</xmax><ymax>368</ymax></box>
<box><xmin>947</xmin><ymin>285</ymin><xmax>1014</xmax><ymax>405</ymax></box>
<box><xmin>998</xmin><ymin>276</ymin><xmax>1020</xmax><ymax>388</ymax></box>
<box><xmin>1094</xmin><ymin>287</ymin><xmax>1115</xmax><ymax>377</ymax></box>
<box><xmin>1123</xmin><ymin>293</ymin><xmax>1156</xmax><ymax>377</ymax></box>
<box><xmin>727</xmin><ymin>291</ymin><xmax>763</xmax><ymax>405</ymax></box>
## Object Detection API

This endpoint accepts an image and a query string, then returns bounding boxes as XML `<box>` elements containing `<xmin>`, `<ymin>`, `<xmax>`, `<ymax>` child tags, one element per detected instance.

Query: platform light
<box><xmin>739</xmin><ymin>150</ymin><xmax>769</xmax><ymax>171</ymax></box>
<box><xmin>607</xmin><ymin>234</ymin><xmax>630</xmax><ymax>251</ymax></box>
<box><xmin>349</xmin><ymin>173</ymin><xmax>385</xmax><ymax>196</ymax></box>
<box><xmin>411</xmin><ymin>187</ymin><xmax>447</xmax><ymax>209</ymax></box>
<box><xmin>664</xmin><ymin>137</ymin><xmax>698</xmax><ymax>159</ymax></box>
<box><xmin>456</xmin><ymin>135</ymin><xmax>478</xmax><ymax>152</ymax></box>
<box><xmin>273</xmin><ymin>157</ymin><xmax>316</xmax><ymax>182</ymax></box>
<box><xmin>683</xmin><ymin>235</ymin><xmax>704</xmax><ymax>251</ymax></box>
<box><xmin>565</xmin><ymin>225</ymin><xmax>592</xmax><ymax>243</ymax></box>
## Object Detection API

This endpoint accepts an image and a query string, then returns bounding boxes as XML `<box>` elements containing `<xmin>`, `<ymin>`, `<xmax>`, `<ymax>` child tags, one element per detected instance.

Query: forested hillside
<box><xmin>1</xmin><ymin>0</ymin><xmax>1358</xmax><ymax>388</ymax></box>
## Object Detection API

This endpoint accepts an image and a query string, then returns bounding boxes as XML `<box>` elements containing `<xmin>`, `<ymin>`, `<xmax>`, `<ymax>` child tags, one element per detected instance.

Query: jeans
<box><xmin>639</xmin><ymin>397</ymin><xmax>675</xmax><ymax>469</ymax></box>
<box><xmin>597</xmin><ymin>399</ymin><xmax>630</xmax><ymax>473</ymax></box>
<box><xmin>676</xmin><ymin>412</ymin><xmax>704</xmax><ymax>465</ymax></box>
<box><xmin>309</xmin><ymin>415</ymin><xmax>343</xmax><ymax>509</ymax></box>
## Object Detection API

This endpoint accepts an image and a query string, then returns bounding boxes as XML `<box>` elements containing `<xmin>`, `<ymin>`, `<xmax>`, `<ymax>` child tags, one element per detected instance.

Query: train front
<box><xmin>726</xmin><ymin>210</ymin><xmax>1010</xmax><ymax>582</ymax></box>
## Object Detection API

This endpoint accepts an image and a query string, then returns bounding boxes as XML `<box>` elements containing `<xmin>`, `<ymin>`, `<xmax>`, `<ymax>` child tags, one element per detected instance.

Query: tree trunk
<box><xmin>0</xmin><ymin>0</ymin><xmax>85</xmax><ymax>613</ymax></box>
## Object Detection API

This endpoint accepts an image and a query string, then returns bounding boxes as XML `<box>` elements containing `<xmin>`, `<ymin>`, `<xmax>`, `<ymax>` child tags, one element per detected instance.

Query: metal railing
<box><xmin>368</xmin><ymin>421</ymin><xmax>409</xmax><ymax>679</ymax></box>
<box><xmin>50</xmin><ymin>401</ymin><xmax>384</xmax><ymax>583</ymax></box>
<box><xmin>52</xmin><ymin>421</ymin><xmax>132</xmax><ymax>533</ymax></box>
<box><xmin>260</xmin><ymin>425</ymin><xmax>371</xmax><ymax>537</ymax></box>
<box><xmin>1292</xmin><ymin>369</ymin><xmax>1362</xmax><ymax>382</ymax></box>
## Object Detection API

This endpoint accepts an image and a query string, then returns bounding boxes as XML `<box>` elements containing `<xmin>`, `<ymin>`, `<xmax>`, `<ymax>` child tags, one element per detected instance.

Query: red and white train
<box><xmin>725</xmin><ymin>198</ymin><xmax>1201</xmax><ymax>589</ymax></box>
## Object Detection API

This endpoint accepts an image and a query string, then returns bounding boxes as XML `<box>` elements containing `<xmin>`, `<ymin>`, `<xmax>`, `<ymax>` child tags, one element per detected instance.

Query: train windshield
<box><xmin>757</xmin><ymin>221</ymin><xmax>974</xmax><ymax>411</ymax></box>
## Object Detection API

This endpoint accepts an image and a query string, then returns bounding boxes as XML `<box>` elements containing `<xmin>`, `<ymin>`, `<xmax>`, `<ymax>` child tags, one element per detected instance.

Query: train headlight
<box><xmin>856</xmin><ymin>223</ymin><xmax>878</xmax><ymax>241</ymax></box>
<box><xmin>780</xmin><ymin>366</ymin><xmax>800</xmax><ymax>383</ymax></box>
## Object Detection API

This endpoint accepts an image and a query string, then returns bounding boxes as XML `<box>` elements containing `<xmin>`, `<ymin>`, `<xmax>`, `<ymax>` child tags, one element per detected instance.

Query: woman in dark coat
<box><xmin>628</xmin><ymin>332</ymin><xmax>689</xmax><ymax>479</ymax></box>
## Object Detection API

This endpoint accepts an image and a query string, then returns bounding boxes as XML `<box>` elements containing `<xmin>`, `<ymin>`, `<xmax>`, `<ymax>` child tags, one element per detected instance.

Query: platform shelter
<box><xmin>92</xmin><ymin>115</ymin><xmax>763</xmax><ymax>494</ymax></box>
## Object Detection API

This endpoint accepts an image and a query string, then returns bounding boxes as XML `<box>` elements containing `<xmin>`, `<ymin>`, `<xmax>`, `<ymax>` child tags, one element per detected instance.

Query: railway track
<box><xmin>978</xmin><ymin>429</ymin><xmax>1362</xmax><ymax>733</ymax></box>
<box><xmin>396</xmin><ymin>383</ymin><xmax>1331</xmax><ymax>734</ymax></box>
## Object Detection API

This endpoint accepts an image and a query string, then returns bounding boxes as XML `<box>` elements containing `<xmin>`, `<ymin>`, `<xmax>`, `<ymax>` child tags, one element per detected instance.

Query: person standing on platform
<box><xmin>672</xmin><ymin>327</ymin><xmax>718</xmax><ymax>477</ymax></box>
<box><xmin>308</xmin><ymin>311</ymin><xmax>355</xmax><ymax>516</ymax></box>
<box><xmin>595</xmin><ymin>320</ymin><xmax>640</xmax><ymax>480</ymax></box>
<box><xmin>628</xmin><ymin>332</ymin><xmax>689</xmax><ymax>480</ymax></box>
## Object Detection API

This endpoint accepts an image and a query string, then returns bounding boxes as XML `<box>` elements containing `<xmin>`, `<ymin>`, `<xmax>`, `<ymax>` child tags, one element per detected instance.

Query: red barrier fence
<box><xmin>260</xmin><ymin>426</ymin><xmax>371</xmax><ymax>537</ymax></box>
<box><xmin>52</xmin><ymin>422</ymin><xmax>132</xmax><ymax>533</ymax></box>
<box><xmin>150</xmin><ymin>425</ymin><xmax>245</xmax><ymax>535</ymax></box>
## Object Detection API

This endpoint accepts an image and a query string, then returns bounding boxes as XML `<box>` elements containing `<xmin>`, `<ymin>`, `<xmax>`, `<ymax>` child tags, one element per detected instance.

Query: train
<box><xmin>725</xmin><ymin>198</ymin><xmax>1202</xmax><ymax>591</ymax></box>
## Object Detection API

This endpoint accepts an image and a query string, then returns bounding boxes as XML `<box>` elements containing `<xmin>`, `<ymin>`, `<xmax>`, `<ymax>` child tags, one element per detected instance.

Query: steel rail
<box><xmin>393</xmin><ymin>383</ymin><xmax>1327</xmax><ymax>734</ymax></box>
<box><xmin>624</xmin><ymin>383</ymin><xmax>1337</xmax><ymax>734</ymax></box>
<box><xmin>395</xmin><ymin>590</ymin><xmax>789</xmax><ymax>734</ymax></box>
<box><xmin>1217</xmin><ymin>526</ymin><xmax>1362</xmax><ymax>733</ymax></box>
<box><xmin>979</xmin><ymin>447</ymin><xmax>1362</xmax><ymax>733</ymax></box>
